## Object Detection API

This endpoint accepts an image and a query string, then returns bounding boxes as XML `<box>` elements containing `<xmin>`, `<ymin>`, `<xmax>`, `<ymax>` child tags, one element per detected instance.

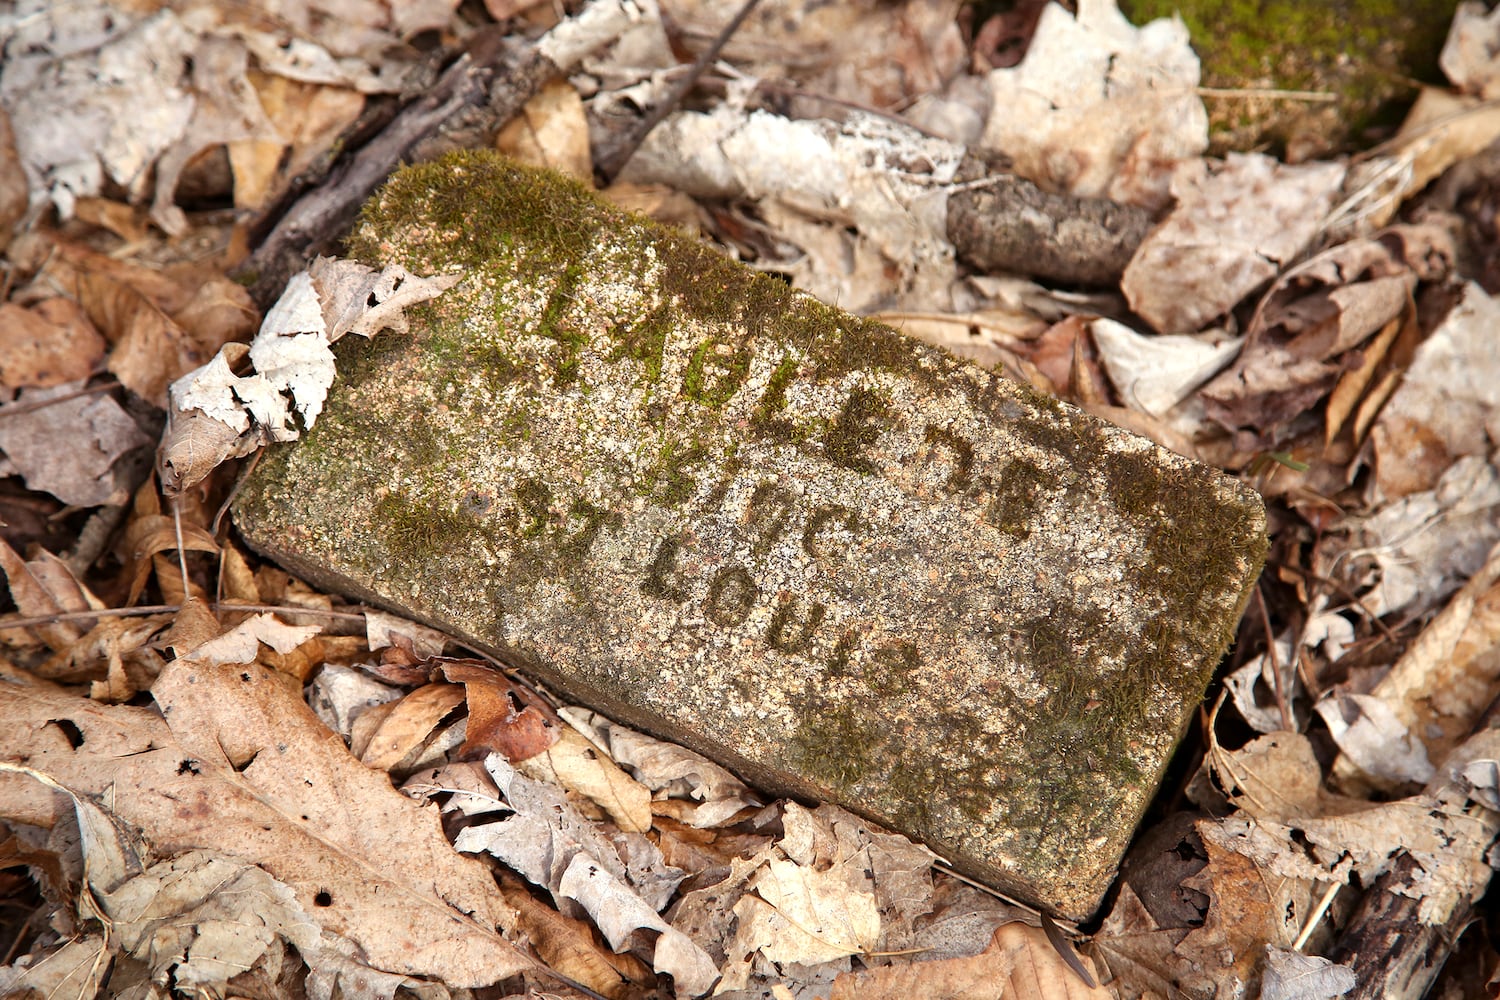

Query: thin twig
<box><xmin>1292</xmin><ymin>880</ymin><xmax>1342</xmax><ymax>951</ymax></box>
<box><xmin>1266</xmin><ymin>559</ymin><xmax>1402</xmax><ymax>646</ymax></box>
<box><xmin>927</xmin><ymin>861</ymin><xmax>1071</xmax><ymax>924</ymax></box>
<box><xmin>740</xmin><ymin>76</ymin><xmax>949</xmax><ymax>141</ymax></box>
<box><xmin>1351</xmin><ymin>96</ymin><xmax>1500</xmax><ymax>165</ymax></box>
<box><xmin>211</xmin><ymin>449</ymin><xmax>264</xmax><ymax>537</ymax></box>
<box><xmin>1253</xmin><ymin>585</ymin><xmax>1295</xmax><ymax>732</ymax></box>
<box><xmin>239</xmin><ymin>26</ymin><xmax>549</xmax><ymax>308</ymax></box>
<box><xmin>595</xmin><ymin>0</ymin><xmax>763</xmax><ymax>183</ymax></box>
<box><xmin>1296</xmin><ymin>647</ymin><xmax>1322</xmax><ymax>701</ymax></box>
<box><xmin>0</xmin><ymin>603</ymin><xmax>370</xmax><ymax>632</ymax></box>
<box><xmin>171</xmin><ymin>496</ymin><xmax>191</xmax><ymax>601</ymax></box>
<box><xmin>1205</xmin><ymin>690</ymin><xmax>1269</xmax><ymax>812</ymax></box>
<box><xmin>0</xmin><ymin>379</ymin><xmax>122</xmax><ymax>421</ymax></box>
<box><xmin>1040</xmin><ymin>910</ymin><xmax>1097</xmax><ymax>988</ymax></box>
<box><xmin>1196</xmin><ymin>86</ymin><xmax>1338</xmax><ymax>103</ymax></box>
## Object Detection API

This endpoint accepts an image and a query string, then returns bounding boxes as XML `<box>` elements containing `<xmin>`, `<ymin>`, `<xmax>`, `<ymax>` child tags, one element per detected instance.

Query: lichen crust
<box><xmin>234</xmin><ymin>151</ymin><xmax>1267</xmax><ymax>920</ymax></box>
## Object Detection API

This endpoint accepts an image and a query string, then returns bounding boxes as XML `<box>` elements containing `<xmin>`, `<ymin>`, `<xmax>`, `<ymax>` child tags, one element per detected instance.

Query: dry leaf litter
<box><xmin>2</xmin><ymin>0</ymin><xmax>1500</xmax><ymax>998</ymax></box>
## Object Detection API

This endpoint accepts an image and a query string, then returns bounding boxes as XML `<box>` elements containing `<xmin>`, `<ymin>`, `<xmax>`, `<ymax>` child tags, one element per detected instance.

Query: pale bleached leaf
<box><xmin>1461</xmin><ymin>759</ymin><xmax>1500</xmax><ymax>811</ymax></box>
<box><xmin>1223</xmin><ymin>640</ymin><xmax>1296</xmax><ymax>734</ymax></box>
<box><xmin>0</xmin><ymin>936</ymin><xmax>109</xmax><ymax>998</ymax></box>
<box><xmin>1349</xmin><ymin>454</ymin><xmax>1500</xmax><ymax>618</ymax></box>
<box><xmin>181</xmin><ymin>613</ymin><xmax>322</xmax><ymax>666</ymax></box>
<box><xmin>1090</xmin><ymin>319</ymin><xmax>1241</xmax><ymax>416</ymax></box>
<box><xmin>1123</xmin><ymin>154</ymin><xmax>1346</xmax><ymax>334</ymax></box>
<box><xmin>1441</xmin><ymin>1</ymin><xmax>1500</xmax><ymax>99</ymax></box>
<box><xmin>979</xmin><ymin>0</ymin><xmax>1205</xmax><ymax>208</ymax></box>
<box><xmin>1261</xmin><ymin>947</ymin><xmax>1355</xmax><ymax>1000</ymax></box>
<box><xmin>1370</xmin><ymin>283</ymin><xmax>1500</xmax><ymax>502</ymax></box>
<box><xmin>454</xmin><ymin>796</ymin><xmax>562</xmax><ymax>890</ymax></box>
<box><xmin>364</xmin><ymin>611</ymin><xmax>448</xmax><ymax>659</ymax></box>
<box><xmin>520</xmin><ymin>726</ymin><xmax>652</xmax><ymax>833</ymax></box>
<box><xmin>232</xmin><ymin>32</ymin><xmax>409</xmax><ymax>93</ymax></box>
<box><xmin>1331</xmin><ymin>542</ymin><xmax>1500</xmax><ymax>791</ymax></box>
<box><xmin>618</xmin><ymin>108</ymin><xmax>963</xmax><ymax>314</ymax></box>
<box><xmin>0</xmin><ymin>762</ymin><xmax>142</xmax><ymax>895</ymax></box>
<box><xmin>559</xmin><ymin>706</ymin><xmax>760</xmax><ymax>827</ymax></box>
<box><xmin>307</xmin><ymin>663</ymin><xmax>402</xmax><ymax>738</ymax></box>
<box><xmin>1224</xmin><ymin>607</ymin><xmax>1351</xmax><ymax>735</ymax></box>
<box><xmin>311</xmin><ymin>255</ymin><xmax>456</xmax><ymax>341</ymax></box>
<box><xmin>1204</xmin><ymin>729</ymin><xmax>1500</xmax><ymax>922</ymax></box>
<box><xmin>456</xmin><ymin>753</ymin><xmax>641</xmax><ymax>898</ymax></box>
<box><xmin>2</xmin><ymin>8</ymin><xmax>196</xmax><ymax>217</ymax></box>
<box><xmin>558</xmin><ymin>852</ymin><xmax>719</xmax><ymax>996</ymax></box>
<box><xmin>0</xmin><ymin>382</ymin><xmax>152</xmax><ymax>506</ymax></box>
<box><xmin>536</xmin><ymin>0</ymin><xmax>660</xmax><ymax>74</ymax></box>
<box><xmin>170</xmin><ymin>345</ymin><xmax>252</xmax><ymax>434</ymax></box>
<box><xmin>1315</xmin><ymin>692</ymin><xmax>1435</xmax><ymax>789</ymax></box>
<box><xmin>162</xmin><ymin>258</ymin><xmax>458</xmax><ymax>495</ymax></box>
<box><xmin>102</xmin><ymin>851</ymin><xmax>322</xmax><ymax>992</ymax></box>
<box><xmin>731</xmin><ymin>858</ymin><xmax>880</xmax><ymax>966</ymax></box>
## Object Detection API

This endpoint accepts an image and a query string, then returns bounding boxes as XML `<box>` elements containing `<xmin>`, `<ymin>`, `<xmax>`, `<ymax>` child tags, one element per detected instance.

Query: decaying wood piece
<box><xmin>241</xmin><ymin>0</ymin><xmax>653</xmax><ymax>309</ymax></box>
<box><xmin>1330</xmin><ymin>855</ymin><xmax>1466</xmax><ymax>1000</ymax></box>
<box><xmin>947</xmin><ymin>154</ymin><xmax>1157</xmax><ymax>287</ymax></box>
<box><xmin>1329</xmin><ymin>706</ymin><xmax>1500</xmax><ymax>1000</ymax></box>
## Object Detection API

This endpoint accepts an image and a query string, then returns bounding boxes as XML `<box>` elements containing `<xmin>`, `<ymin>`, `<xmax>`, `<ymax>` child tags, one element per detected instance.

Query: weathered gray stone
<box><xmin>234</xmin><ymin>151</ymin><xmax>1266</xmax><ymax>919</ymax></box>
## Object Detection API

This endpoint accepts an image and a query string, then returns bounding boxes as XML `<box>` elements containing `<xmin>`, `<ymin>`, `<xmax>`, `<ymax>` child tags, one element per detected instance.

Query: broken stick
<box><xmin>240</xmin><ymin>0</ymin><xmax>652</xmax><ymax>309</ymax></box>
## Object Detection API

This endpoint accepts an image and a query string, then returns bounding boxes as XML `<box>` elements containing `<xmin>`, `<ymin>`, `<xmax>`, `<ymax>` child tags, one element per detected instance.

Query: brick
<box><xmin>234</xmin><ymin>152</ymin><xmax>1266</xmax><ymax>919</ymax></box>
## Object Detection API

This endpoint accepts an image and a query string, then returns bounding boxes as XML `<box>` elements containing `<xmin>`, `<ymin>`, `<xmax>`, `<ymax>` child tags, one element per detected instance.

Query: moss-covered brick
<box><xmin>233</xmin><ymin>151</ymin><xmax>1267</xmax><ymax>920</ymax></box>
